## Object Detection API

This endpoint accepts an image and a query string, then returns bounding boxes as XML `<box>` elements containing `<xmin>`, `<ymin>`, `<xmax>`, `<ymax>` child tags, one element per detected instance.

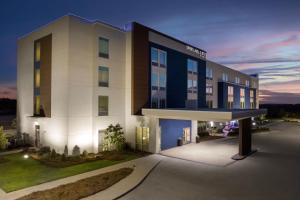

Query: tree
<box><xmin>0</xmin><ymin>126</ymin><xmax>8</xmax><ymax>150</ymax></box>
<box><xmin>104</xmin><ymin>124</ymin><xmax>125</xmax><ymax>151</ymax></box>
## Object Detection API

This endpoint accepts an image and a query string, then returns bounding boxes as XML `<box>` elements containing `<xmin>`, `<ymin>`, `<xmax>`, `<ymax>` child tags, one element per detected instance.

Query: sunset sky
<box><xmin>0</xmin><ymin>0</ymin><xmax>299</xmax><ymax>103</ymax></box>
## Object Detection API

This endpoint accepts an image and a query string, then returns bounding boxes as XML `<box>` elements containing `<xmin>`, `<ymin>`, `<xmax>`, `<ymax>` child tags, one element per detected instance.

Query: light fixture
<box><xmin>252</xmin><ymin>122</ymin><xmax>256</xmax><ymax>126</ymax></box>
<box><xmin>23</xmin><ymin>154</ymin><xmax>29</xmax><ymax>159</ymax></box>
<box><xmin>34</xmin><ymin>121</ymin><xmax>39</xmax><ymax>126</ymax></box>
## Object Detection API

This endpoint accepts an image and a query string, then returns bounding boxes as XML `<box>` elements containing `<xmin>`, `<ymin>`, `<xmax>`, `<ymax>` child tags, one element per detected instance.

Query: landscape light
<box><xmin>23</xmin><ymin>154</ymin><xmax>29</xmax><ymax>159</ymax></box>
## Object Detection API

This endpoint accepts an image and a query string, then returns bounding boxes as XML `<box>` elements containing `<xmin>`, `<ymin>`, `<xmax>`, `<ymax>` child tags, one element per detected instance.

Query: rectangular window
<box><xmin>99</xmin><ymin>37</ymin><xmax>109</xmax><ymax>58</ymax></box>
<box><xmin>235</xmin><ymin>77</ymin><xmax>240</xmax><ymax>84</ymax></box>
<box><xmin>206</xmin><ymin>67</ymin><xmax>213</xmax><ymax>79</ymax></box>
<box><xmin>151</xmin><ymin>47</ymin><xmax>167</xmax><ymax>108</ymax></box>
<box><xmin>222</xmin><ymin>73</ymin><xmax>228</xmax><ymax>82</ymax></box>
<box><xmin>240</xmin><ymin>88</ymin><xmax>245</xmax><ymax>109</ymax></box>
<box><xmin>187</xmin><ymin>59</ymin><xmax>198</xmax><ymax>100</ymax></box>
<box><xmin>98</xmin><ymin>66</ymin><xmax>109</xmax><ymax>87</ymax></box>
<box><xmin>35</xmin><ymin>42</ymin><xmax>41</xmax><ymax>62</ymax></box>
<box><xmin>227</xmin><ymin>86</ymin><xmax>234</xmax><ymax>109</ymax></box>
<box><xmin>252</xmin><ymin>81</ymin><xmax>257</xmax><ymax>88</ymax></box>
<box><xmin>98</xmin><ymin>96</ymin><xmax>108</xmax><ymax>116</ymax></box>
<box><xmin>206</xmin><ymin>83</ymin><xmax>213</xmax><ymax>95</ymax></box>
<box><xmin>250</xmin><ymin>90</ymin><xmax>255</xmax><ymax>109</ymax></box>
<box><xmin>245</xmin><ymin>80</ymin><xmax>250</xmax><ymax>87</ymax></box>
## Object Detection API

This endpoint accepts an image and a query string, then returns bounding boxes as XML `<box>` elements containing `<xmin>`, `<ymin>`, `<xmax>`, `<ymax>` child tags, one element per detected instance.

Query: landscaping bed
<box><xmin>0</xmin><ymin>151</ymin><xmax>143</xmax><ymax>192</ymax></box>
<box><xmin>16</xmin><ymin>167</ymin><xmax>133</xmax><ymax>200</ymax></box>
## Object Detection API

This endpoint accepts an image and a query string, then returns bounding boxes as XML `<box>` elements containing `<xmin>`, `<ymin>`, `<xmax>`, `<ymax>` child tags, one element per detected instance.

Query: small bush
<box><xmin>0</xmin><ymin>126</ymin><xmax>8</xmax><ymax>150</ymax></box>
<box><xmin>39</xmin><ymin>146</ymin><xmax>51</xmax><ymax>155</ymax></box>
<box><xmin>198</xmin><ymin>131</ymin><xmax>209</xmax><ymax>137</ymax></box>
<box><xmin>72</xmin><ymin>145</ymin><xmax>80</xmax><ymax>156</ymax></box>
<box><xmin>82</xmin><ymin>150</ymin><xmax>88</xmax><ymax>158</ymax></box>
<box><xmin>50</xmin><ymin>149</ymin><xmax>57</xmax><ymax>160</ymax></box>
<box><xmin>61</xmin><ymin>153</ymin><xmax>67</xmax><ymax>161</ymax></box>
<box><xmin>64</xmin><ymin>145</ymin><xmax>68</xmax><ymax>156</ymax></box>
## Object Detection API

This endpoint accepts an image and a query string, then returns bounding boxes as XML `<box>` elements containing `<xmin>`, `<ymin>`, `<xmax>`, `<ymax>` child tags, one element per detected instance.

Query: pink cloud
<box><xmin>0</xmin><ymin>85</ymin><xmax>16</xmax><ymax>99</ymax></box>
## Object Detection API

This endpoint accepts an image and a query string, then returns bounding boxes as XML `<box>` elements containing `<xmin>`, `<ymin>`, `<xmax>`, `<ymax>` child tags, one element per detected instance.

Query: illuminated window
<box><xmin>35</xmin><ymin>42</ymin><xmax>41</xmax><ymax>62</ymax></box>
<box><xmin>206</xmin><ymin>100</ymin><xmax>213</xmax><ymax>108</ymax></box>
<box><xmin>98</xmin><ymin>66</ymin><xmax>109</xmax><ymax>87</ymax></box>
<box><xmin>187</xmin><ymin>59</ymin><xmax>198</xmax><ymax>100</ymax></box>
<box><xmin>250</xmin><ymin>90</ymin><xmax>255</xmax><ymax>109</ymax></box>
<box><xmin>35</xmin><ymin>96</ymin><xmax>40</xmax><ymax>115</ymax></box>
<box><xmin>206</xmin><ymin>83</ymin><xmax>213</xmax><ymax>95</ymax></box>
<box><xmin>227</xmin><ymin>86</ymin><xmax>234</xmax><ymax>109</ymax></box>
<box><xmin>35</xmin><ymin>69</ymin><xmax>40</xmax><ymax>88</ymax></box>
<box><xmin>99</xmin><ymin>37</ymin><xmax>109</xmax><ymax>58</ymax></box>
<box><xmin>240</xmin><ymin>88</ymin><xmax>245</xmax><ymax>109</ymax></box>
<box><xmin>98</xmin><ymin>96</ymin><xmax>108</xmax><ymax>116</ymax></box>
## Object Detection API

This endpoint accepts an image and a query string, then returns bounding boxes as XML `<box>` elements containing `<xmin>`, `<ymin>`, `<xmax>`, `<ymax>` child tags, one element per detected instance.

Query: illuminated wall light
<box><xmin>34</xmin><ymin>121</ymin><xmax>39</xmax><ymax>126</ymax></box>
<box><xmin>210</xmin><ymin>121</ymin><xmax>214</xmax><ymax>127</ymax></box>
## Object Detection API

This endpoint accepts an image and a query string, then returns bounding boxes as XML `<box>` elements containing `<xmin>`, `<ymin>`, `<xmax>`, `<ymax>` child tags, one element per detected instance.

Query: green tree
<box><xmin>104</xmin><ymin>124</ymin><xmax>125</xmax><ymax>151</ymax></box>
<box><xmin>0</xmin><ymin>126</ymin><xmax>8</xmax><ymax>150</ymax></box>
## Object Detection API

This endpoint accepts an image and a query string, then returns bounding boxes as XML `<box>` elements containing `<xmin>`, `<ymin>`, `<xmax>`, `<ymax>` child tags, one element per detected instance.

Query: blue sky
<box><xmin>0</xmin><ymin>0</ymin><xmax>299</xmax><ymax>103</ymax></box>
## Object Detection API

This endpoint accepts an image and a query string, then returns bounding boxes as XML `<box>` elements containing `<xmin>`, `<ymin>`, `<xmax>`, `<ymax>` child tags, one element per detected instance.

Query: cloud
<box><xmin>0</xmin><ymin>85</ymin><xmax>16</xmax><ymax>99</ymax></box>
<box><xmin>260</xmin><ymin>90</ymin><xmax>300</xmax><ymax>104</ymax></box>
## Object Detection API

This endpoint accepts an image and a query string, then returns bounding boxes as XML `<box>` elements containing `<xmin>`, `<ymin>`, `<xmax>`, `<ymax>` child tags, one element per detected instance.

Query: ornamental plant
<box><xmin>104</xmin><ymin>124</ymin><xmax>126</xmax><ymax>151</ymax></box>
<box><xmin>0</xmin><ymin>126</ymin><xmax>8</xmax><ymax>150</ymax></box>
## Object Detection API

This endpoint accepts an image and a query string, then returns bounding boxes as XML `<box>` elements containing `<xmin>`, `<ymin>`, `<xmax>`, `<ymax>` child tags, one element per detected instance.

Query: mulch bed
<box><xmin>16</xmin><ymin>167</ymin><xmax>133</xmax><ymax>200</ymax></box>
<box><xmin>198</xmin><ymin>136</ymin><xmax>224</xmax><ymax>142</ymax></box>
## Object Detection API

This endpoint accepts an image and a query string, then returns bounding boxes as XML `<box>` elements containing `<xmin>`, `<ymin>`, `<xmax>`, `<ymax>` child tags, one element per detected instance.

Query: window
<box><xmin>99</xmin><ymin>37</ymin><xmax>109</xmax><ymax>58</ymax></box>
<box><xmin>206</xmin><ymin>67</ymin><xmax>213</xmax><ymax>79</ymax></box>
<box><xmin>227</xmin><ymin>86</ymin><xmax>234</xmax><ymax>109</ymax></box>
<box><xmin>206</xmin><ymin>100</ymin><xmax>213</xmax><ymax>108</ymax></box>
<box><xmin>222</xmin><ymin>73</ymin><xmax>228</xmax><ymax>82</ymax></box>
<box><xmin>235</xmin><ymin>77</ymin><xmax>240</xmax><ymax>84</ymax></box>
<box><xmin>98</xmin><ymin>66</ymin><xmax>109</xmax><ymax>87</ymax></box>
<box><xmin>98</xmin><ymin>96</ymin><xmax>108</xmax><ymax>116</ymax></box>
<box><xmin>151</xmin><ymin>47</ymin><xmax>167</xmax><ymax>108</ymax></box>
<box><xmin>252</xmin><ymin>81</ymin><xmax>257</xmax><ymax>88</ymax></box>
<box><xmin>240</xmin><ymin>88</ymin><xmax>245</xmax><ymax>109</ymax></box>
<box><xmin>250</xmin><ymin>90</ymin><xmax>255</xmax><ymax>109</ymax></box>
<box><xmin>35</xmin><ymin>42</ymin><xmax>41</xmax><ymax>62</ymax></box>
<box><xmin>206</xmin><ymin>83</ymin><xmax>213</xmax><ymax>95</ymax></box>
<box><xmin>187</xmin><ymin>59</ymin><xmax>198</xmax><ymax>100</ymax></box>
<box><xmin>245</xmin><ymin>80</ymin><xmax>250</xmax><ymax>87</ymax></box>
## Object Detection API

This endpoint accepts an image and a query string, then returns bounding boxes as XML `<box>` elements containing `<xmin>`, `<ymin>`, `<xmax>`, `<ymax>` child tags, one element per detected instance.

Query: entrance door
<box><xmin>182</xmin><ymin>127</ymin><xmax>191</xmax><ymax>144</ymax></box>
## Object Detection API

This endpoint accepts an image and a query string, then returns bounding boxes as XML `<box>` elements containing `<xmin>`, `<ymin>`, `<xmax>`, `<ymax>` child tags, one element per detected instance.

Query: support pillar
<box><xmin>232</xmin><ymin>117</ymin><xmax>257</xmax><ymax>160</ymax></box>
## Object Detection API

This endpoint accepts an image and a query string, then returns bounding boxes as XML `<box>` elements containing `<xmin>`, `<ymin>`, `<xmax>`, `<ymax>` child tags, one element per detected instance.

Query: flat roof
<box><xmin>142</xmin><ymin>108</ymin><xmax>267</xmax><ymax>122</ymax></box>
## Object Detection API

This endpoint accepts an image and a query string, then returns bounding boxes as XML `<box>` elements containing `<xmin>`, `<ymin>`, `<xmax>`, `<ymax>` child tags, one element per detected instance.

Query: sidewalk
<box><xmin>0</xmin><ymin>154</ymin><xmax>162</xmax><ymax>200</ymax></box>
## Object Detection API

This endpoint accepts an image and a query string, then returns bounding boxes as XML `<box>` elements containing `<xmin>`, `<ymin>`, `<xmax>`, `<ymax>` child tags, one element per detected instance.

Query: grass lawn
<box><xmin>0</xmin><ymin>152</ymin><xmax>140</xmax><ymax>192</ymax></box>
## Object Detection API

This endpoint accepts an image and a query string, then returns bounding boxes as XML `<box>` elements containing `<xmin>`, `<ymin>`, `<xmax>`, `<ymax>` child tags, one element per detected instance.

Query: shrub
<box><xmin>82</xmin><ymin>150</ymin><xmax>88</xmax><ymax>158</ymax></box>
<box><xmin>39</xmin><ymin>146</ymin><xmax>51</xmax><ymax>155</ymax></box>
<box><xmin>64</xmin><ymin>145</ymin><xmax>68</xmax><ymax>156</ymax></box>
<box><xmin>0</xmin><ymin>126</ymin><xmax>8</xmax><ymax>150</ymax></box>
<box><xmin>61</xmin><ymin>153</ymin><xmax>67</xmax><ymax>161</ymax></box>
<box><xmin>50</xmin><ymin>149</ymin><xmax>57</xmax><ymax>160</ymax></box>
<box><xmin>104</xmin><ymin>124</ymin><xmax>126</xmax><ymax>151</ymax></box>
<box><xmin>72</xmin><ymin>145</ymin><xmax>80</xmax><ymax>156</ymax></box>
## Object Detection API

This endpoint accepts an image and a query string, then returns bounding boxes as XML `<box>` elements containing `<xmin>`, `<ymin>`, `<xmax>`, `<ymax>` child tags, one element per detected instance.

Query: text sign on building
<box><xmin>186</xmin><ymin>46</ymin><xmax>206</xmax><ymax>58</ymax></box>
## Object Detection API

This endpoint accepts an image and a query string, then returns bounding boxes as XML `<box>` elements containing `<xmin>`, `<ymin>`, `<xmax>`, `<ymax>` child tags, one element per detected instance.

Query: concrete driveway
<box><xmin>160</xmin><ymin>138</ymin><xmax>238</xmax><ymax>167</ymax></box>
<box><xmin>119</xmin><ymin>122</ymin><xmax>300</xmax><ymax>200</ymax></box>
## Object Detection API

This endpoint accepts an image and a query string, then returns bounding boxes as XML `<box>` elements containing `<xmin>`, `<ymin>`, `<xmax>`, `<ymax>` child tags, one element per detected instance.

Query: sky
<box><xmin>0</xmin><ymin>0</ymin><xmax>299</xmax><ymax>104</ymax></box>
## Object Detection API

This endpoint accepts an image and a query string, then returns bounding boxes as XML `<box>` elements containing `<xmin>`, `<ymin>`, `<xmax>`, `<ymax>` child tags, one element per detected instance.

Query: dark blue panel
<box><xmin>245</xmin><ymin>87</ymin><xmax>250</xmax><ymax>109</ymax></box>
<box><xmin>218</xmin><ymin>82</ymin><xmax>226</xmax><ymax>108</ymax></box>
<box><xmin>149</xmin><ymin>42</ymin><xmax>206</xmax><ymax>109</ymax></box>
<box><xmin>233</xmin><ymin>85</ymin><xmax>240</xmax><ymax>109</ymax></box>
<box><xmin>160</xmin><ymin>119</ymin><xmax>191</xmax><ymax>150</ymax></box>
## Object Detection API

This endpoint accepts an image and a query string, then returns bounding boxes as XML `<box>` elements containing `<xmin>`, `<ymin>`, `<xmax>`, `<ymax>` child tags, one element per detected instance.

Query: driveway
<box><xmin>160</xmin><ymin>137</ymin><xmax>238</xmax><ymax>167</ymax></box>
<box><xmin>119</xmin><ymin>122</ymin><xmax>300</xmax><ymax>200</ymax></box>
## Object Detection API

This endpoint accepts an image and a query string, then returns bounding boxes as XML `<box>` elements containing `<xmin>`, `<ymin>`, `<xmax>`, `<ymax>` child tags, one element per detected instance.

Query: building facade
<box><xmin>17</xmin><ymin>15</ymin><xmax>259</xmax><ymax>154</ymax></box>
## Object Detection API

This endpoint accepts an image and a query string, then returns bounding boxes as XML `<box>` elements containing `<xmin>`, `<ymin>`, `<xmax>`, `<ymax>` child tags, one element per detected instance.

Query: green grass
<box><xmin>0</xmin><ymin>153</ymin><xmax>139</xmax><ymax>192</ymax></box>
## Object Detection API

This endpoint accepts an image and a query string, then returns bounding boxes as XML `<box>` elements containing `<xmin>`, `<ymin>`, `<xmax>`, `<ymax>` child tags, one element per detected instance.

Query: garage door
<box><xmin>160</xmin><ymin>119</ymin><xmax>191</xmax><ymax>150</ymax></box>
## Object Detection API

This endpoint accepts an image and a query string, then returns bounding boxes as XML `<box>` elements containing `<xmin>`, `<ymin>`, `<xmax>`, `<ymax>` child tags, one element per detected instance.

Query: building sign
<box><xmin>186</xmin><ymin>45</ymin><xmax>206</xmax><ymax>58</ymax></box>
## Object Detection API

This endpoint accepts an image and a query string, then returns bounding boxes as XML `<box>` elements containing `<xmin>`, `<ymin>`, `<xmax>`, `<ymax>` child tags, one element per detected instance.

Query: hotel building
<box><xmin>17</xmin><ymin>15</ymin><xmax>263</xmax><ymax>157</ymax></box>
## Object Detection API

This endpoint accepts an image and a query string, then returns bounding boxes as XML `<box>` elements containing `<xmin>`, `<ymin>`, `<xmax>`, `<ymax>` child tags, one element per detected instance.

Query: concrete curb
<box><xmin>0</xmin><ymin>154</ymin><xmax>162</xmax><ymax>200</ymax></box>
<box><xmin>0</xmin><ymin>149</ymin><xmax>23</xmax><ymax>156</ymax></box>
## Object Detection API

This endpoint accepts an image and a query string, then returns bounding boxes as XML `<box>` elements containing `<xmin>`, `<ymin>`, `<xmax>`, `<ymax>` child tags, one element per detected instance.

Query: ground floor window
<box><xmin>136</xmin><ymin>127</ymin><xmax>149</xmax><ymax>152</ymax></box>
<box><xmin>98</xmin><ymin>96</ymin><xmax>108</xmax><ymax>116</ymax></box>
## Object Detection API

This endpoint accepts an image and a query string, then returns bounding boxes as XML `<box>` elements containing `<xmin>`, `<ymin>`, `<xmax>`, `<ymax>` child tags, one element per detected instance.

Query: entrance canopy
<box><xmin>142</xmin><ymin>108</ymin><xmax>267</xmax><ymax>122</ymax></box>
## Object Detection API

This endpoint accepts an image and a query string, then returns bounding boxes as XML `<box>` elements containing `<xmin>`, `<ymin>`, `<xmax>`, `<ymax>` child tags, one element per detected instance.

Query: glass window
<box><xmin>35</xmin><ymin>68</ymin><xmax>40</xmax><ymax>88</ymax></box>
<box><xmin>35</xmin><ymin>42</ymin><xmax>41</xmax><ymax>62</ymax></box>
<box><xmin>235</xmin><ymin>77</ymin><xmax>240</xmax><ymax>84</ymax></box>
<box><xmin>206</xmin><ymin>83</ymin><xmax>213</xmax><ymax>95</ymax></box>
<box><xmin>98</xmin><ymin>66</ymin><xmax>109</xmax><ymax>87</ymax></box>
<box><xmin>151</xmin><ymin>47</ymin><xmax>158</xmax><ymax>63</ymax></box>
<box><xmin>98</xmin><ymin>96</ymin><xmax>108</xmax><ymax>116</ymax></box>
<box><xmin>206</xmin><ymin>67</ymin><xmax>213</xmax><ymax>79</ymax></box>
<box><xmin>240</xmin><ymin>88</ymin><xmax>245</xmax><ymax>109</ymax></box>
<box><xmin>99</xmin><ymin>37</ymin><xmax>109</xmax><ymax>58</ymax></box>
<box><xmin>245</xmin><ymin>80</ymin><xmax>250</xmax><ymax>87</ymax></box>
<box><xmin>227</xmin><ymin>86</ymin><xmax>234</xmax><ymax>109</ymax></box>
<box><xmin>187</xmin><ymin>59</ymin><xmax>198</xmax><ymax>100</ymax></box>
<box><xmin>159</xmin><ymin>51</ymin><xmax>167</xmax><ymax>66</ymax></box>
<box><xmin>187</xmin><ymin>59</ymin><xmax>197</xmax><ymax>73</ymax></box>
<box><xmin>159</xmin><ymin>73</ymin><xmax>166</xmax><ymax>87</ymax></box>
<box><xmin>151</xmin><ymin>72</ymin><xmax>158</xmax><ymax>87</ymax></box>
<box><xmin>222</xmin><ymin>73</ymin><xmax>228</xmax><ymax>82</ymax></box>
<box><xmin>35</xmin><ymin>96</ymin><xmax>40</xmax><ymax>115</ymax></box>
